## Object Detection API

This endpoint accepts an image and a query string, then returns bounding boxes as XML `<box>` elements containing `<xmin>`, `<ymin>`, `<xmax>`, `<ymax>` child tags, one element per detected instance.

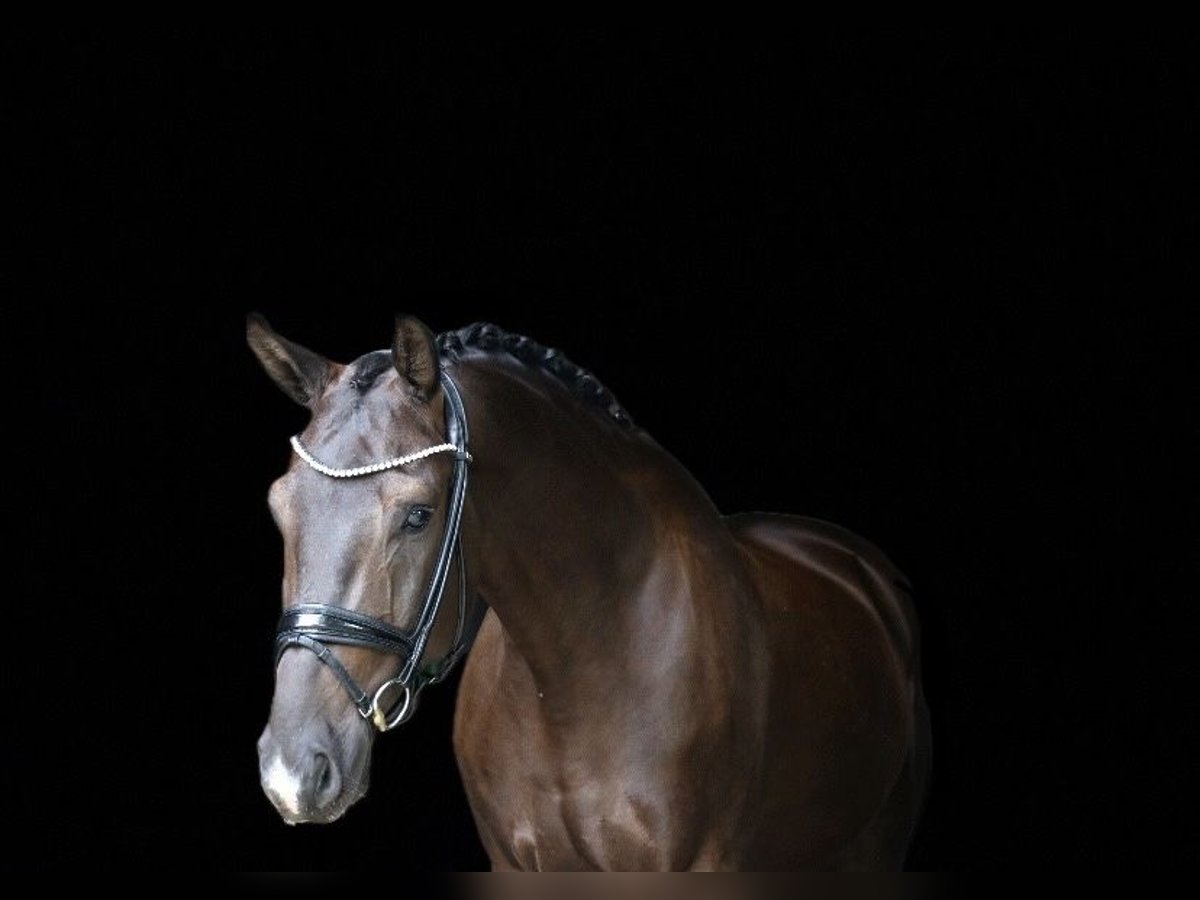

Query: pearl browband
<box><xmin>289</xmin><ymin>435</ymin><xmax>469</xmax><ymax>478</ymax></box>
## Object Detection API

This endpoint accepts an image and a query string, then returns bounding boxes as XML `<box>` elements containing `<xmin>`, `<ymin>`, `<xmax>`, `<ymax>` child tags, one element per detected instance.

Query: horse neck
<box><xmin>455</xmin><ymin>357</ymin><xmax>730</xmax><ymax>696</ymax></box>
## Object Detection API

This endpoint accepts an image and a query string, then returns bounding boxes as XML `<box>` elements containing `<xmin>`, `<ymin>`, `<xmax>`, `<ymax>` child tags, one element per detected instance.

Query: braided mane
<box><xmin>437</xmin><ymin>322</ymin><xmax>633</xmax><ymax>427</ymax></box>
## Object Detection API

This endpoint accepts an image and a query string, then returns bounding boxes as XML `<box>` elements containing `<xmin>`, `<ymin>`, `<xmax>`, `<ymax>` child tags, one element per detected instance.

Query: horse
<box><xmin>247</xmin><ymin>313</ymin><xmax>932</xmax><ymax>871</ymax></box>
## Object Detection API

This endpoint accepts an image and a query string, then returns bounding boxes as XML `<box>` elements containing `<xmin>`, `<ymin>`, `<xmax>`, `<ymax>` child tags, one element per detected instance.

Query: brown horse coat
<box><xmin>249</xmin><ymin>316</ymin><xmax>931</xmax><ymax>870</ymax></box>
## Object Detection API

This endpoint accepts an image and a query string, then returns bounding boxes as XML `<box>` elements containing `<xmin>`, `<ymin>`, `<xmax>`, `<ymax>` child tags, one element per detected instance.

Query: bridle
<box><xmin>273</xmin><ymin>369</ymin><xmax>484</xmax><ymax>732</ymax></box>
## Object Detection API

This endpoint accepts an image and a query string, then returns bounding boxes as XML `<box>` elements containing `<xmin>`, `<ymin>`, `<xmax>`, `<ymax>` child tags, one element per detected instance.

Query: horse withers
<box><xmin>248</xmin><ymin>314</ymin><xmax>931</xmax><ymax>870</ymax></box>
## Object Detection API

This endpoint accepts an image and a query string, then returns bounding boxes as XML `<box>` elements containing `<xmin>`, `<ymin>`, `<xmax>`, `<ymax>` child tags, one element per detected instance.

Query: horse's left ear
<box><xmin>392</xmin><ymin>315</ymin><xmax>441</xmax><ymax>401</ymax></box>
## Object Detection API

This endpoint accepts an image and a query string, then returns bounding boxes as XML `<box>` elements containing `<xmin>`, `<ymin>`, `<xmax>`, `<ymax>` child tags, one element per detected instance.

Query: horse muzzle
<box><xmin>257</xmin><ymin>724</ymin><xmax>366</xmax><ymax>824</ymax></box>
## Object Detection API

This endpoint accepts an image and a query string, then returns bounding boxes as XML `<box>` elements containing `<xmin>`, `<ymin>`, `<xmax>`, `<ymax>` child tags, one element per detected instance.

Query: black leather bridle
<box><xmin>273</xmin><ymin>370</ymin><xmax>484</xmax><ymax>731</ymax></box>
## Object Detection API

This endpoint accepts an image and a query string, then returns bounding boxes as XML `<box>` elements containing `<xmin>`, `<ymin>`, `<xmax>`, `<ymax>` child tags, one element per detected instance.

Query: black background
<box><xmin>11</xmin><ymin>29</ymin><xmax>1192</xmax><ymax>870</ymax></box>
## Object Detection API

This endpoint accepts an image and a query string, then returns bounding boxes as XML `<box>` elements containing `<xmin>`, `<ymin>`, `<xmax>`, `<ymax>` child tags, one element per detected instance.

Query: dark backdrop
<box><xmin>11</xmin><ymin>30</ymin><xmax>1191</xmax><ymax>871</ymax></box>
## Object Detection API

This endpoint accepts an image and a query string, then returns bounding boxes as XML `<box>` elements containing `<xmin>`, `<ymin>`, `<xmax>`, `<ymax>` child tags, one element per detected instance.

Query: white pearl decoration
<box><xmin>290</xmin><ymin>435</ymin><xmax>466</xmax><ymax>478</ymax></box>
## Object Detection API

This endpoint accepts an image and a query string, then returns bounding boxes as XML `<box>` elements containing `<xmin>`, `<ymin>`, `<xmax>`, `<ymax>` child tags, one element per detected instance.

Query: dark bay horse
<box><xmin>248</xmin><ymin>314</ymin><xmax>931</xmax><ymax>870</ymax></box>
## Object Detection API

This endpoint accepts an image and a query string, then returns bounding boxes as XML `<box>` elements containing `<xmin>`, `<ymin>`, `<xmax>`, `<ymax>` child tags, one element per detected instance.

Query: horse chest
<box><xmin>467</xmin><ymin>761</ymin><xmax>665</xmax><ymax>871</ymax></box>
<box><xmin>454</xmin><ymin>616</ymin><xmax>753</xmax><ymax>869</ymax></box>
<box><xmin>454</xmin><ymin>683</ymin><xmax>679</xmax><ymax>868</ymax></box>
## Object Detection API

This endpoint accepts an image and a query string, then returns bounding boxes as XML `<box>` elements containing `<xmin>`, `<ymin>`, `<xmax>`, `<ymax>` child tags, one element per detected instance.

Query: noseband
<box><xmin>273</xmin><ymin>370</ymin><xmax>484</xmax><ymax>731</ymax></box>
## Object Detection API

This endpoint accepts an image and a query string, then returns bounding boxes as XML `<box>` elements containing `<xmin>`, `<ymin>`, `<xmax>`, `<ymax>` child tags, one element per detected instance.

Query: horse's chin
<box><xmin>276</xmin><ymin>779</ymin><xmax>368</xmax><ymax>826</ymax></box>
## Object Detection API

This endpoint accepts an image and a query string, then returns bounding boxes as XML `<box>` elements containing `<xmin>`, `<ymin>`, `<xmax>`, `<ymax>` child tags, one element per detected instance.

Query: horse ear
<box><xmin>246</xmin><ymin>312</ymin><xmax>335</xmax><ymax>408</ymax></box>
<box><xmin>392</xmin><ymin>315</ymin><xmax>440</xmax><ymax>401</ymax></box>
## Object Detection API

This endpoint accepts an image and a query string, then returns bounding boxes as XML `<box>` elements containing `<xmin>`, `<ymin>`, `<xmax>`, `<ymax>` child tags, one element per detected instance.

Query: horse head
<box><xmin>247</xmin><ymin>313</ymin><xmax>477</xmax><ymax>824</ymax></box>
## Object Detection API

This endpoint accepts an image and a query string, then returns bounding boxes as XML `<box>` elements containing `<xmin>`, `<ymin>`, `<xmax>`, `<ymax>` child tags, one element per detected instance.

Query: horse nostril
<box><xmin>310</xmin><ymin>750</ymin><xmax>341</xmax><ymax>809</ymax></box>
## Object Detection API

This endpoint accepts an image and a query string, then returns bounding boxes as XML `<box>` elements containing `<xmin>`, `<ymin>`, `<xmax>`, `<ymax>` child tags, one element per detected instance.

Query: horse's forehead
<box><xmin>310</xmin><ymin>366</ymin><xmax>435</xmax><ymax>448</ymax></box>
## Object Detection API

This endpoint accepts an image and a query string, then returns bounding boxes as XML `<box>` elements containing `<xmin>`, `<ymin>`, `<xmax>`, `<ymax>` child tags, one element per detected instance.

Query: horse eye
<box><xmin>402</xmin><ymin>506</ymin><xmax>433</xmax><ymax>532</ymax></box>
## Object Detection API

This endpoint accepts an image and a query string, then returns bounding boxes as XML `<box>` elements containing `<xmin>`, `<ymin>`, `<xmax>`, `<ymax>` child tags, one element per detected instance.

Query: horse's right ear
<box><xmin>246</xmin><ymin>313</ymin><xmax>335</xmax><ymax>408</ymax></box>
